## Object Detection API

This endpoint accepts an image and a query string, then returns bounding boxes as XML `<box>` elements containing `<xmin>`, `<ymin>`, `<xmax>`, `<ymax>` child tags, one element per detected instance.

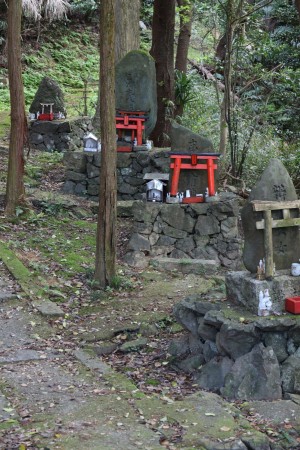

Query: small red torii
<box><xmin>169</xmin><ymin>152</ymin><xmax>220</xmax><ymax>197</ymax></box>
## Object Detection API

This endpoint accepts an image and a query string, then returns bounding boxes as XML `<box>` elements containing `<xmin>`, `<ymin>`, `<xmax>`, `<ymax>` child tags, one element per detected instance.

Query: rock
<box><xmin>221</xmin><ymin>343</ymin><xmax>282</xmax><ymax>400</ymax></box>
<box><xmin>161</xmin><ymin>223</ymin><xmax>188</xmax><ymax>239</ymax></box>
<box><xmin>241</xmin><ymin>159</ymin><xmax>299</xmax><ymax>272</ymax></box>
<box><xmin>281</xmin><ymin>352</ymin><xmax>300</xmax><ymax>394</ymax></box>
<box><xmin>151</xmin><ymin>257</ymin><xmax>219</xmax><ymax>275</ymax></box>
<box><xmin>221</xmin><ymin>217</ymin><xmax>238</xmax><ymax>239</ymax></box>
<box><xmin>263</xmin><ymin>332</ymin><xmax>288</xmax><ymax>363</ymax></box>
<box><xmin>160</xmin><ymin>205</ymin><xmax>195</xmax><ymax>233</ymax></box>
<box><xmin>29</xmin><ymin>76</ymin><xmax>66</xmax><ymax>116</ymax></box>
<box><xmin>115</xmin><ymin>51</ymin><xmax>157</xmax><ymax>137</ymax></box>
<box><xmin>92</xmin><ymin>343</ymin><xmax>118</xmax><ymax>356</ymax></box>
<box><xmin>195</xmin><ymin>356</ymin><xmax>234</xmax><ymax>393</ymax></box>
<box><xmin>173</xmin><ymin>302</ymin><xmax>199</xmax><ymax>336</ymax></box>
<box><xmin>203</xmin><ymin>340</ymin><xmax>219</xmax><ymax>362</ymax></box>
<box><xmin>168</xmin><ymin>334</ymin><xmax>190</xmax><ymax>358</ymax></box>
<box><xmin>176</xmin><ymin>354</ymin><xmax>205</xmax><ymax>373</ymax></box>
<box><xmin>119</xmin><ymin>338</ymin><xmax>148</xmax><ymax>353</ymax></box>
<box><xmin>63</xmin><ymin>152</ymin><xmax>86</xmax><ymax>173</ymax></box>
<box><xmin>139</xmin><ymin>323</ymin><xmax>159</xmax><ymax>337</ymax></box>
<box><xmin>217</xmin><ymin>322</ymin><xmax>260</xmax><ymax>360</ymax></box>
<box><xmin>127</xmin><ymin>233</ymin><xmax>150</xmax><ymax>252</ymax></box>
<box><xmin>123</xmin><ymin>251</ymin><xmax>149</xmax><ymax>269</ymax></box>
<box><xmin>170</xmin><ymin>121</ymin><xmax>213</xmax><ymax>153</ymax></box>
<box><xmin>33</xmin><ymin>300</ymin><xmax>64</xmax><ymax>317</ymax></box>
<box><xmin>175</xmin><ymin>236</ymin><xmax>195</xmax><ymax>253</ymax></box>
<box><xmin>198</xmin><ymin>318</ymin><xmax>218</xmax><ymax>342</ymax></box>
<box><xmin>195</xmin><ymin>215</ymin><xmax>220</xmax><ymax>236</ymax></box>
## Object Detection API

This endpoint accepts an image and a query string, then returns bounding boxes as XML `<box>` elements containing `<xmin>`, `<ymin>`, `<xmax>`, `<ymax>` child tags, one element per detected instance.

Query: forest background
<box><xmin>0</xmin><ymin>0</ymin><xmax>299</xmax><ymax>191</ymax></box>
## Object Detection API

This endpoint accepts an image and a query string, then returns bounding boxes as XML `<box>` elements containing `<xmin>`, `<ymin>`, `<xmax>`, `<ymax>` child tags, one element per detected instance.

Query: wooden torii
<box><xmin>252</xmin><ymin>200</ymin><xmax>300</xmax><ymax>279</ymax></box>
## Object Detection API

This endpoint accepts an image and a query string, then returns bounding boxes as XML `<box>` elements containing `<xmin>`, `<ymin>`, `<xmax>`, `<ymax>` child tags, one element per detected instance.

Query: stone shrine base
<box><xmin>226</xmin><ymin>270</ymin><xmax>300</xmax><ymax>314</ymax></box>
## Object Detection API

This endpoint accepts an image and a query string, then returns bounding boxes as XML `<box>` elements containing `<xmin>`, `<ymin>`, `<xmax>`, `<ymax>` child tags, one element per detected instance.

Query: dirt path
<box><xmin>1</xmin><ymin>260</ymin><xmax>300</xmax><ymax>449</ymax></box>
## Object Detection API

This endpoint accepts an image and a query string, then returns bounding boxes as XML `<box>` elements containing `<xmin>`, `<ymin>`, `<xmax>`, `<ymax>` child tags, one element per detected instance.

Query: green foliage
<box><xmin>175</xmin><ymin>69</ymin><xmax>197</xmax><ymax>109</ymax></box>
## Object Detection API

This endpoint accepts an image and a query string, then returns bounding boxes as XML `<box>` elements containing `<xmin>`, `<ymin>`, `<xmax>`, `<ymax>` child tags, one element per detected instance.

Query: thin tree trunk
<box><xmin>5</xmin><ymin>0</ymin><xmax>26</xmax><ymax>217</ymax></box>
<box><xmin>175</xmin><ymin>0</ymin><xmax>193</xmax><ymax>73</ymax></box>
<box><xmin>93</xmin><ymin>0</ymin><xmax>140</xmax><ymax>129</ymax></box>
<box><xmin>219</xmin><ymin>97</ymin><xmax>228</xmax><ymax>156</ymax></box>
<box><xmin>150</xmin><ymin>0</ymin><xmax>175</xmax><ymax>147</ymax></box>
<box><xmin>95</xmin><ymin>0</ymin><xmax>117</xmax><ymax>287</ymax></box>
<box><xmin>295</xmin><ymin>0</ymin><xmax>300</xmax><ymax>23</ymax></box>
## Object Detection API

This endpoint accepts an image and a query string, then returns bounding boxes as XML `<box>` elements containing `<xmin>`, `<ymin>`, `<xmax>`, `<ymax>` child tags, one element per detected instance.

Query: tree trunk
<box><xmin>95</xmin><ymin>0</ymin><xmax>117</xmax><ymax>287</ymax></box>
<box><xmin>150</xmin><ymin>0</ymin><xmax>175</xmax><ymax>147</ymax></box>
<box><xmin>175</xmin><ymin>0</ymin><xmax>193</xmax><ymax>73</ymax></box>
<box><xmin>93</xmin><ymin>0</ymin><xmax>140</xmax><ymax>129</ymax></box>
<box><xmin>115</xmin><ymin>0</ymin><xmax>140</xmax><ymax>63</ymax></box>
<box><xmin>295</xmin><ymin>0</ymin><xmax>300</xmax><ymax>22</ymax></box>
<box><xmin>5</xmin><ymin>0</ymin><xmax>26</xmax><ymax>217</ymax></box>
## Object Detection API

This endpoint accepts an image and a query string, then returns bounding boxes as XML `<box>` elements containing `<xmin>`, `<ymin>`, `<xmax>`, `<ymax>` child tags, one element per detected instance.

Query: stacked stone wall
<box><xmin>124</xmin><ymin>199</ymin><xmax>242</xmax><ymax>270</ymax></box>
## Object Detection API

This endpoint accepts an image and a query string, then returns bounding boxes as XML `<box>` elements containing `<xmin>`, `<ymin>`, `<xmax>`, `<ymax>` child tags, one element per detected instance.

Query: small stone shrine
<box><xmin>115</xmin><ymin>50</ymin><xmax>157</xmax><ymax>139</ymax></box>
<box><xmin>226</xmin><ymin>158</ymin><xmax>300</xmax><ymax>314</ymax></box>
<box><xmin>29</xmin><ymin>76</ymin><xmax>66</xmax><ymax>118</ymax></box>
<box><xmin>169</xmin><ymin>121</ymin><xmax>216</xmax><ymax>197</ymax></box>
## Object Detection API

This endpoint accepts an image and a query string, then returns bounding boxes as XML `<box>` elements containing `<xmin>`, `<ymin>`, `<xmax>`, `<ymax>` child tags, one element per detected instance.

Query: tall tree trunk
<box><xmin>95</xmin><ymin>0</ymin><xmax>117</xmax><ymax>287</ymax></box>
<box><xmin>175</xmin><ymin>0</ymin><xmax>193</xmax><ymax>73</ymax></box>
<box><xmin>93</xmin><ymin>0</ymin><xmax>140</xmax><ymax>129</ymax></box>
<box><xmin>5</xmin><ymin>0</ymin><xmax>26</xmax><ymax>217</ymax></box>
<box><xmin>150</xmin><ymin>0</ymin><xmax>175</xmax><ymax>147</ymax></box>
<box><xmin>295</xmin><ymin>0</ymin><xmax>300</xmax><ymax>22</ymax></box>
<box><xmin>115</xmin><ymin>0</ymin><xmax>140</xmax><ymax>63</ymax></box>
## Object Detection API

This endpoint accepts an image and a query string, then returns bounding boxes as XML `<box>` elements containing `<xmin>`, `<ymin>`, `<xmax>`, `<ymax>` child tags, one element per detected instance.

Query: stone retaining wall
<box><xmin>62</xmin><ymin>150</ymin><xmax>170</xmax><ymax>201</ymax></box>
<box><xmin>170</xmin><ymin>296</ymin><xmax>300</xmax><ymax>400</ymax></box>
<box><xmin>29</xmin><ymin>117</ymin><xmax>93</xmax><ymax>152</ymax></box>
<box><xmin>124</xmin><ymin>198</ymin><xmax>242</xmax><ymax>270</ymax></box>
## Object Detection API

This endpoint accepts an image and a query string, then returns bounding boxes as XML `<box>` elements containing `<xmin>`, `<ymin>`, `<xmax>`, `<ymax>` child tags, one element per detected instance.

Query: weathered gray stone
<box><xmin>198</xmin><ymin>318</ymin><xmax>218</xmax><ymax>342</ymax></box>
<box><xmin>118</xmin><ymin>182</ymin><xmax>138</xmax><ymax>195</ymax></box>
<box><xmin>63</xmin><ymin>152</ymin><xmax>86</xmax><ymax>173</ymax></box>
<box><xmin>263</xmin><ymin>332</ymin><xmax>288</xmax><ymax>363</ymax></box>
<box><xmin>62</xmin><ymin>180</ymin><xmax>75</xmax><ymax>194</ymax></box>
<box><xmin>134</xmin><ymin>222</ymin><xmax>153</xmax><ymax>235</ymax></box>
<box><xmin>176</xmin><ymin>354</ymin><xmax>205</xmax><ymax>373</ymax></box>
<box><xmin>156</xmin><ymin>235</ymin><xmax>176</xmax><ymax>246</ymax></box>
<box><xmin>132</xmin><ymin>201</ymin><xmax>161</xmax><ymax>222</ymax></box>
<box><xmin>116</xmin><ymin>51</ymin><xmax>157</xmax><ymax>137</ymax></box>
<box><xmin>195</xmin><ymin>356</ymin><xmax>234</xmax><ymax>392</ymax></box>
<box><xmin>127</xmin><ymin>233</ymin><xmax>150</xmax><ymax>252</ymax></box>
<box><xmin>151</xmin><ymin>257</ymin><xmax>219</xmax><ymax>275</ymax></box>
<box><xmin>161</xmin><ymin>223</ymin><xmax>188</xmax><ymax>239</ymax></box>
<box><xmin>241</xmin><ymin>159</ymin><xmax>299</xmax><ymax>272</ymax></box>
<box><xmin>29</xmin><ymin>76</ymin><xmax>66</xmax><ymax>115</ymax></box>
<box><xmin>195</xmin><ymin>215</ymin><xmax>220</xmax><ymax>236</ymax></box>
<box><xmin>221</xmin><ymin>217</ymin><xmax>238</xmax><ymax>239</ymax></box>
<box><xmin>175</xmin><ymin>236</ymin><xmax>195</xmax><ymax>253</ymax></box>
<box><xmin>218</xmin><ymin>322</ymin><xmax>260</xmax><ymax>360</ymax></box>
<box><xmin>160</xmin><ymin>205</ymin><xmax>195</xmax><ymax>233</ymax></box>
<box><xmin>226</xmin><ymin>270</ymin><xmax>300</xmax><ymax>314</ymax></box>
<box><xmin>203</xmin><ymin>340</ymin><xmax>219</xmax><ymax>362</ymax></box>
<box><xmin>123</xmin><ymin>251</ymin><xmax>149</xmax><ymax>269</ymax></box>
<box><xmin>170</xmin><ymin>248</ymin><xmax>190</xmax><ymax>259</ymax></box>
<box><xmin>33</xmin><ymin>300</ymin><xmax>64</xmax><ymax>317</ymax></box>
<box><xmin>149</xmin><ymin>232</ymin><xmax>159</xmax><ymax>246</ymax></box>
<box><xmin>119</xmin><ymin>337</ymin><xmax>148</xmax><ymax>353</ymax></box>
<box><xmin>173</xmin><ymin>302</ymin><xmax>199</xmax><ymax>336</ymax></box>
<box><xmin>189</xmin><ymin>334</ymin><xmax>204</xmax><ymax>354</ymax></box>
<box><xmin>221</xmin><ymin>343</ymin><xmax>282</xmax><ymax>400</ymax></box>
<box><xmin>281</xmin><ymin>351</ymin><xmax>300</xmax><ymax>394</ymax></box>
<box><xmin>170</xmin><ymin>121</ymin><xmax>213</xmax><ymax>153</ymax></box>
<box><xmin>168</xmin><ymin>334</ymin><xmax>190</xmax><ymax>358</ymax></box>
<box><xmin>87</xmin><ymin>162</ymin><xmax>99</xmax><ymax>179</ymax></box>
<box><xmin>66</xmin><ymin>170</ymin><xmax>87</xmax><ymax>182</ymax></box>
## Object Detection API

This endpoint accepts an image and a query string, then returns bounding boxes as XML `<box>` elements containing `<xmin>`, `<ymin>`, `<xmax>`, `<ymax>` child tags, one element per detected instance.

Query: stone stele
<box><xmin>115</xmin><ymin>50</ymin><xmax>157</xmax><ymax>138</ymax></box>
<box><xmin>29</xmin><ymin>76</ymin><xmax>66</xmax><ymax>116</ymax></box>
<box><xmin>169</xmin><ymin>121</ymin><xmax>215</xmax><ymax>196</ymax></box>
<box><xmin>241</xmin><ymin>158</ymin><xmax>299</xmax><ymax>272</ymax></box>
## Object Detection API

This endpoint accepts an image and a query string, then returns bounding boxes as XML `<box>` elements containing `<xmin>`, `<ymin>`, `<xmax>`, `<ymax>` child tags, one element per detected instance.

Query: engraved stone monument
<box><xmin>115</xmin><ymin>50</ymin><xmax>157</xmax><ymax>138</ymax></box>
<box><xmin>169</xmin><ymin>121</ymin><xmax>216</xmax><ymax>196</ymax></box>
<box><xmin>241</xmin><ymin>158</ymin><xmax>299</xmax><ymax>272</ymax></box>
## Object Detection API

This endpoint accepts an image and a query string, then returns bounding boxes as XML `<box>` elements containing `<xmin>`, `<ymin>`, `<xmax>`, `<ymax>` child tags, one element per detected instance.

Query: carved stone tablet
<box><xmin>115</xmin><ymin>50</ymin><xmax>157</xmax><ymax>137</ymax></box>
<box><xmin>241</xmin><ymin>159</ymin><xmax>299</xmax><ymax>272</ymax></box>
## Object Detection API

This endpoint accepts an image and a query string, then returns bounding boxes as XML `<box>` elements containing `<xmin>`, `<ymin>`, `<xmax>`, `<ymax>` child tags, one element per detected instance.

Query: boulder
<box><xmin>217</xmin><ymin>322</ymin><xmax>260</xmax><ymax>360</ymax></box>
<box><xmin>221</xmin><ymin>343</ymin><xmax>282</xmax><ymax>400</ymax></box>
<box><xmin>195</xmin><ymin>356</ymin><xmax>234</xmax><ymax>392</ymax></box>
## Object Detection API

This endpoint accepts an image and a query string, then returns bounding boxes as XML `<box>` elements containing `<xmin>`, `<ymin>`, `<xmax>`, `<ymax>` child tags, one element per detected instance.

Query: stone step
<box><xmin>150</xmin><ymin>257</ymin><xmax>220</xmax><ymax>275</ymax></box>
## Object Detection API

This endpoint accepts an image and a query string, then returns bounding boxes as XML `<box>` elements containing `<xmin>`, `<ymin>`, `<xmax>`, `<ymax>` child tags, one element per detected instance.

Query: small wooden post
<box><xmin>264</xmin><ymin>209</ymin><xmax>273</xmax><ymax>279</ymax></box>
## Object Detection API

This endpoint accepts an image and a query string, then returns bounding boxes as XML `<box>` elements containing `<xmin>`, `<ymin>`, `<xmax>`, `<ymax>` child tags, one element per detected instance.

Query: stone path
<box><xmin>0</xmin><ymin>264</ymin><xmax>300</xmax><ymax>449</ymax></box>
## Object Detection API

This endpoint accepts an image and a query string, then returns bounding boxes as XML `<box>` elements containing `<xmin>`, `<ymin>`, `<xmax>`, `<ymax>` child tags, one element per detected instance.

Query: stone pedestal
<box><xmin>226</xmin><ymin>270</ymin><xmax>300</xmax><ymax>314</ymax></box>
